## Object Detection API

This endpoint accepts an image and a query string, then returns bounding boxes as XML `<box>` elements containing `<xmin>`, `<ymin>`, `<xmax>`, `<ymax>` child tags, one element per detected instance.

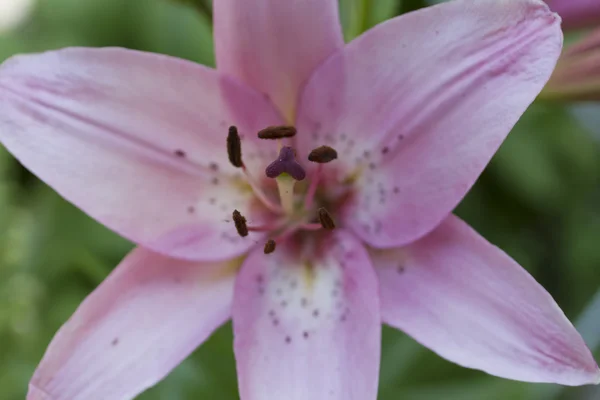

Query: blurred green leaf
<box><xmin>491</xmin><ymin>103</ymin><xmax>600</xmax><ymax>214</ymax></box>
<box><xmin>339</xmin><ymin>0</ymin><xmax>400</xmax><ymax>41</ymax></box>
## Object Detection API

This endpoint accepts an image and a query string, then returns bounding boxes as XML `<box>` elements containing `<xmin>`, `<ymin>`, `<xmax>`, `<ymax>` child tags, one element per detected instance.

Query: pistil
<box><xmin>265</xmin><ymin>146</ymin><xmax>306</xmax><ymax>215</ymax></box>
<box><xmin>275</xmin><ymin>174</ymin><xmax>297</xmax><ymax>214</ymax></box>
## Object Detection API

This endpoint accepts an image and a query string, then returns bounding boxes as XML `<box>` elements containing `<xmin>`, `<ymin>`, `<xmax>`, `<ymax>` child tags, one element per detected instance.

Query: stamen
<box><xmin>264</xmin><ymin>239</ymin><xmax>277</xmax><ymax>254</ymax></box>
<box><xmin>232</xmin><ymin>209</ymin><xmax>249</xmax><ymax>237</ymax></box>
<box><xmin>299</xmin><ymin>223</ymin><xmax>322</xmax><ymax>231</ymax></box>
<box><xmin>240</xmin><ymin>166</ymin><xmax>283</xmax><ymax>214</ymax></box>
<box><xmin>258</xmin><ymin>126</ymin><xmax>297</xmax><ymax>140</ymax></box>
<box><xmin>265</xmin><ymin>146</ymin><xmax>306</xmax><ymax>181</ymax></box>
<box><xmin>304</xmin><ymin>164</ymin><xmax>322</xmax><ymax>210</ymax></box>
<box><xmin>227</xmin><ymin>126</ymin><xmax>244</xmax><ymax>168</ymax></box>
<box><xmin>308</xmin><ymin>146</ymin><xmax>338</xmax><ymax>163</ymax></box>
<box><xmin>317</xmin><ymin>207</ymin><xmax>336</xmax><ymax>230</ymax></box>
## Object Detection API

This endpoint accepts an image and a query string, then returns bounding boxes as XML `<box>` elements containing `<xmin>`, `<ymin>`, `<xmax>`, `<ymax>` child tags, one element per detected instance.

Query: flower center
<box><xmin>227</xmin><ymin>125</ymin><xmax>340</xmax><ymax>253</ymax></box>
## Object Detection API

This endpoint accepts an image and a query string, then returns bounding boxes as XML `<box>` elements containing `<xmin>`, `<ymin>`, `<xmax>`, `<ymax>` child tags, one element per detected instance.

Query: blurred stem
<box><xmin>169</xmin><ymin>0</ymin><xmax>212</xmax><ymax>21</ymax></box>
<box><xmin>74</xmin><ymin>249</ymin><xmax>112</xmax><ymax>284</ymax></box>
<box><xmin>358</xmin><ymin>0</ymin><xmax>369</xmax><ymax>37</ymax></box>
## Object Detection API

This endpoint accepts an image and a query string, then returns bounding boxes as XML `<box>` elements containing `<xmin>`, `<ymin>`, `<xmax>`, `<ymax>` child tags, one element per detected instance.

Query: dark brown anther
<box><xmin>317</xmin><ymin>207</ymin><xmax>336</xmax><ymax>230</ymax></box>
<box><xmin>264</xmin><ymin>239</ymin><xmax>277</xmax><ymax>254</ymax></box>
<box><xmin>258</xmin><ymin>126</ymin><xmax>297</xmax><ymax>140</ymax></box>
<box><xmin>308</xmin><ymin>146</ymin><xmax>338</xmax><ymax>163</ymax></box>
<box><xmin>227</xmin><ymin>126</ymin><xmax>243</xmax><ymax>168</ymax></box>
<box><xmin>232</xmin><ymin>209</ymin><xmax>249</xmax><ymax>237</ymax></box>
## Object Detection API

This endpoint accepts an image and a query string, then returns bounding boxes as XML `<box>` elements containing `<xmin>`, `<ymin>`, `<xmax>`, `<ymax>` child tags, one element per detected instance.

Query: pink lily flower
<box><xmin>0</xmin><ymin>0</ymin><xmax>597</xmax><ymax>399</ymax></box>
<box><xmin>546</xmin><ymin>0</ymin><xmax>600</xmax><ymax>31</ymax></box>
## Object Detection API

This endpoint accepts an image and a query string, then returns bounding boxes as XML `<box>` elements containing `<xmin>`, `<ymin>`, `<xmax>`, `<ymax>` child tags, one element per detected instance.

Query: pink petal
<box><xmin>232</xmin><ymin>231</ymin><xmax>380</xmax><ymax>400</ymax></box>
<box><xmin>214</xmin><ymin>0</ymin><xmax>344</xmax><ymax>122</ymax></box>
<box><xmin>374</xmin><ymin>215</ymin><xmax>600</xmax><ymax>385</ymax></box>
<box><xmin>0</xmin><ymin>48</ymin><xmax>283</xmax><ymax>261</ymax></box>
<box><xmin>296</xmin><ymin>0</ymin><xmax>562</xmax><ymax>249</ymax></box>
<box><xmin>546</xmin><ymin>0</ymin><xmax>600</xmax><ymax>30</ymax></box>
<box><xmin>28</xmin><ymin>247</ymin><xmax>238</xmax><ymax>400</ymax></box>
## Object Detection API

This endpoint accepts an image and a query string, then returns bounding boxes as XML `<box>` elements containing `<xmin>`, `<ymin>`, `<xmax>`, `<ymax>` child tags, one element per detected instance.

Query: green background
<box><xmin>1</xmin><ymin>0</ymin><xmax>599</xmax><ymax>399</ymax></box>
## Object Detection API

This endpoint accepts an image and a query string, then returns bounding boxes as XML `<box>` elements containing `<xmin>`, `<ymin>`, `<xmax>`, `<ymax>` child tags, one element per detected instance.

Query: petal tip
<box><xmin>590</xmin><ymin>365</ymin><xmax>600</xmax><ymax>385</ymax></box>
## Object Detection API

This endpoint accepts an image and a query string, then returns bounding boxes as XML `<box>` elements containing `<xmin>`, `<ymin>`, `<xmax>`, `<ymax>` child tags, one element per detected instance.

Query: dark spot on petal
<box><xmin>187</xmin><ymin>206</ymin><xmax>195</xmax><ymax>214</ymax></box>
<box><xmin>256</xmin><ymin>274</ymin><xmax>264</xmax><ymax>283</ymax></box>
<box><xmin>397</xmin><ymin>265</ymin><xmax>405</xmax><ymax>274</ymax></box>
<box><xmin>212</xmin><ymin>177</ymin><xmax>219</xmax><ymax>185</ymax></box>
<box><xmin>393</xmin><ymin>187</ymin><xmax>400</xmax><ymax>194</ymax></box>
<box><xmin>268</xmin><ymin>309</ymin><xmax>276</xmax><ymax>317</ymax></box>
<box><xmin>174</xmin><ymin>149</ymin><xmax>186</xmax><ymax>157</ymax></box>
<box><xmin>273</xmin><ymin>318</ymin><xmax>280</xmax><ymax>326</ymax></box>
<box><xmin>209</xmin><ymin>197</ymin><xmax>216</xmax><ymax>205</ymax></box>
<box><xmin>280</xmin><ymin>300</ymin><xmax>288</xmax><ymax>308</ymax></box>
<box><xmin>312</xmin><ymin>309</ymin><xmax>320</xmax><ymax>318</ymax></box>
<box><xmin>368</xmin><ymin>162</ymin><xmax>376</xmax><ymax>170</ymax></box>
<box><xmin>382</xmin><ymin>146</ymin><xmax>389</xmax><ymax>154</ymax></box>
<box><xmin>301</xmin><ymin>298</ymin><xmax>308</xmax><ymax>308</ymax></box>
<box><xmin>398</xmin><ymin>134</ymin><xmax>405</xmax><ymax>141</ymax></box>
<box><xmin>285</xmin><ymin>336</ymin><xmax>292</xmax><ymax>344</ymax></box>
<box><xmin>209</xmin><ymin>162</ymin><xmax>219</xmax><ymax>171</ymax></box>
<box><xmin>290</xmin><ymin>279</ymin><xmax>297</xmax><ymax>289</ymax></box>
<box><xmin>303</xmin><ymin>331</ymin><xmax>309</xmax><ymax>339</ymax></box>
<box><xmin>111</xmin><ymin>338</ymin><xmax>119</xmax><ymax>346</ymax></box>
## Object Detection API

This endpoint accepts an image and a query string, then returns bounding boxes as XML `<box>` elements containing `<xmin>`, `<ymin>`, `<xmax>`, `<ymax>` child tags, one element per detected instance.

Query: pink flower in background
<box><xmin>546</xmin><ymin>0</ymin><xmax>600</xmax><ymax>30</ymax></box>
<box><xmin>544</xmin><ymin>27</ymin><xmax>600</xmax><ymax>100</ymax></box>
<box><xmin>0</xmin><ymin>0</ymin><xmax>597</xmax><ymax>399</ymax></box>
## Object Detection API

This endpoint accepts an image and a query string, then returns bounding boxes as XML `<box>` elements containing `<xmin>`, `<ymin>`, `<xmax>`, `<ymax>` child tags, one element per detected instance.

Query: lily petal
<box><xmin>373</xmin><ymin>215</ymin><xmax>600</xmax><ymax>385</ymax></box>
<box><xmin>0</xmin><ymin>47</ymin><xmax>282</xmax><ymax>261</ymax></box>
<box><xmin>28</xmin><ymin>247</ymin><xmax>238</xmax><ymax>400</ymax></box>
<box><xmin>233</xmin><ymin>231</ymin><xmax>380</xmax><ymax>400</ymax></box>
<box><xmin>214</xmin><ymin>0</ymin><xmax>344</xmax><ymax>122</ymax></box>
<box><xmin>296</xmin><ymin>0</ymin><xmax>562</xmax><ymax>249</ymax></box>
<box><xmin>546</xmin><ymin>0</ymin><xmax>600</xmax><ymax>30</ymax></box>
